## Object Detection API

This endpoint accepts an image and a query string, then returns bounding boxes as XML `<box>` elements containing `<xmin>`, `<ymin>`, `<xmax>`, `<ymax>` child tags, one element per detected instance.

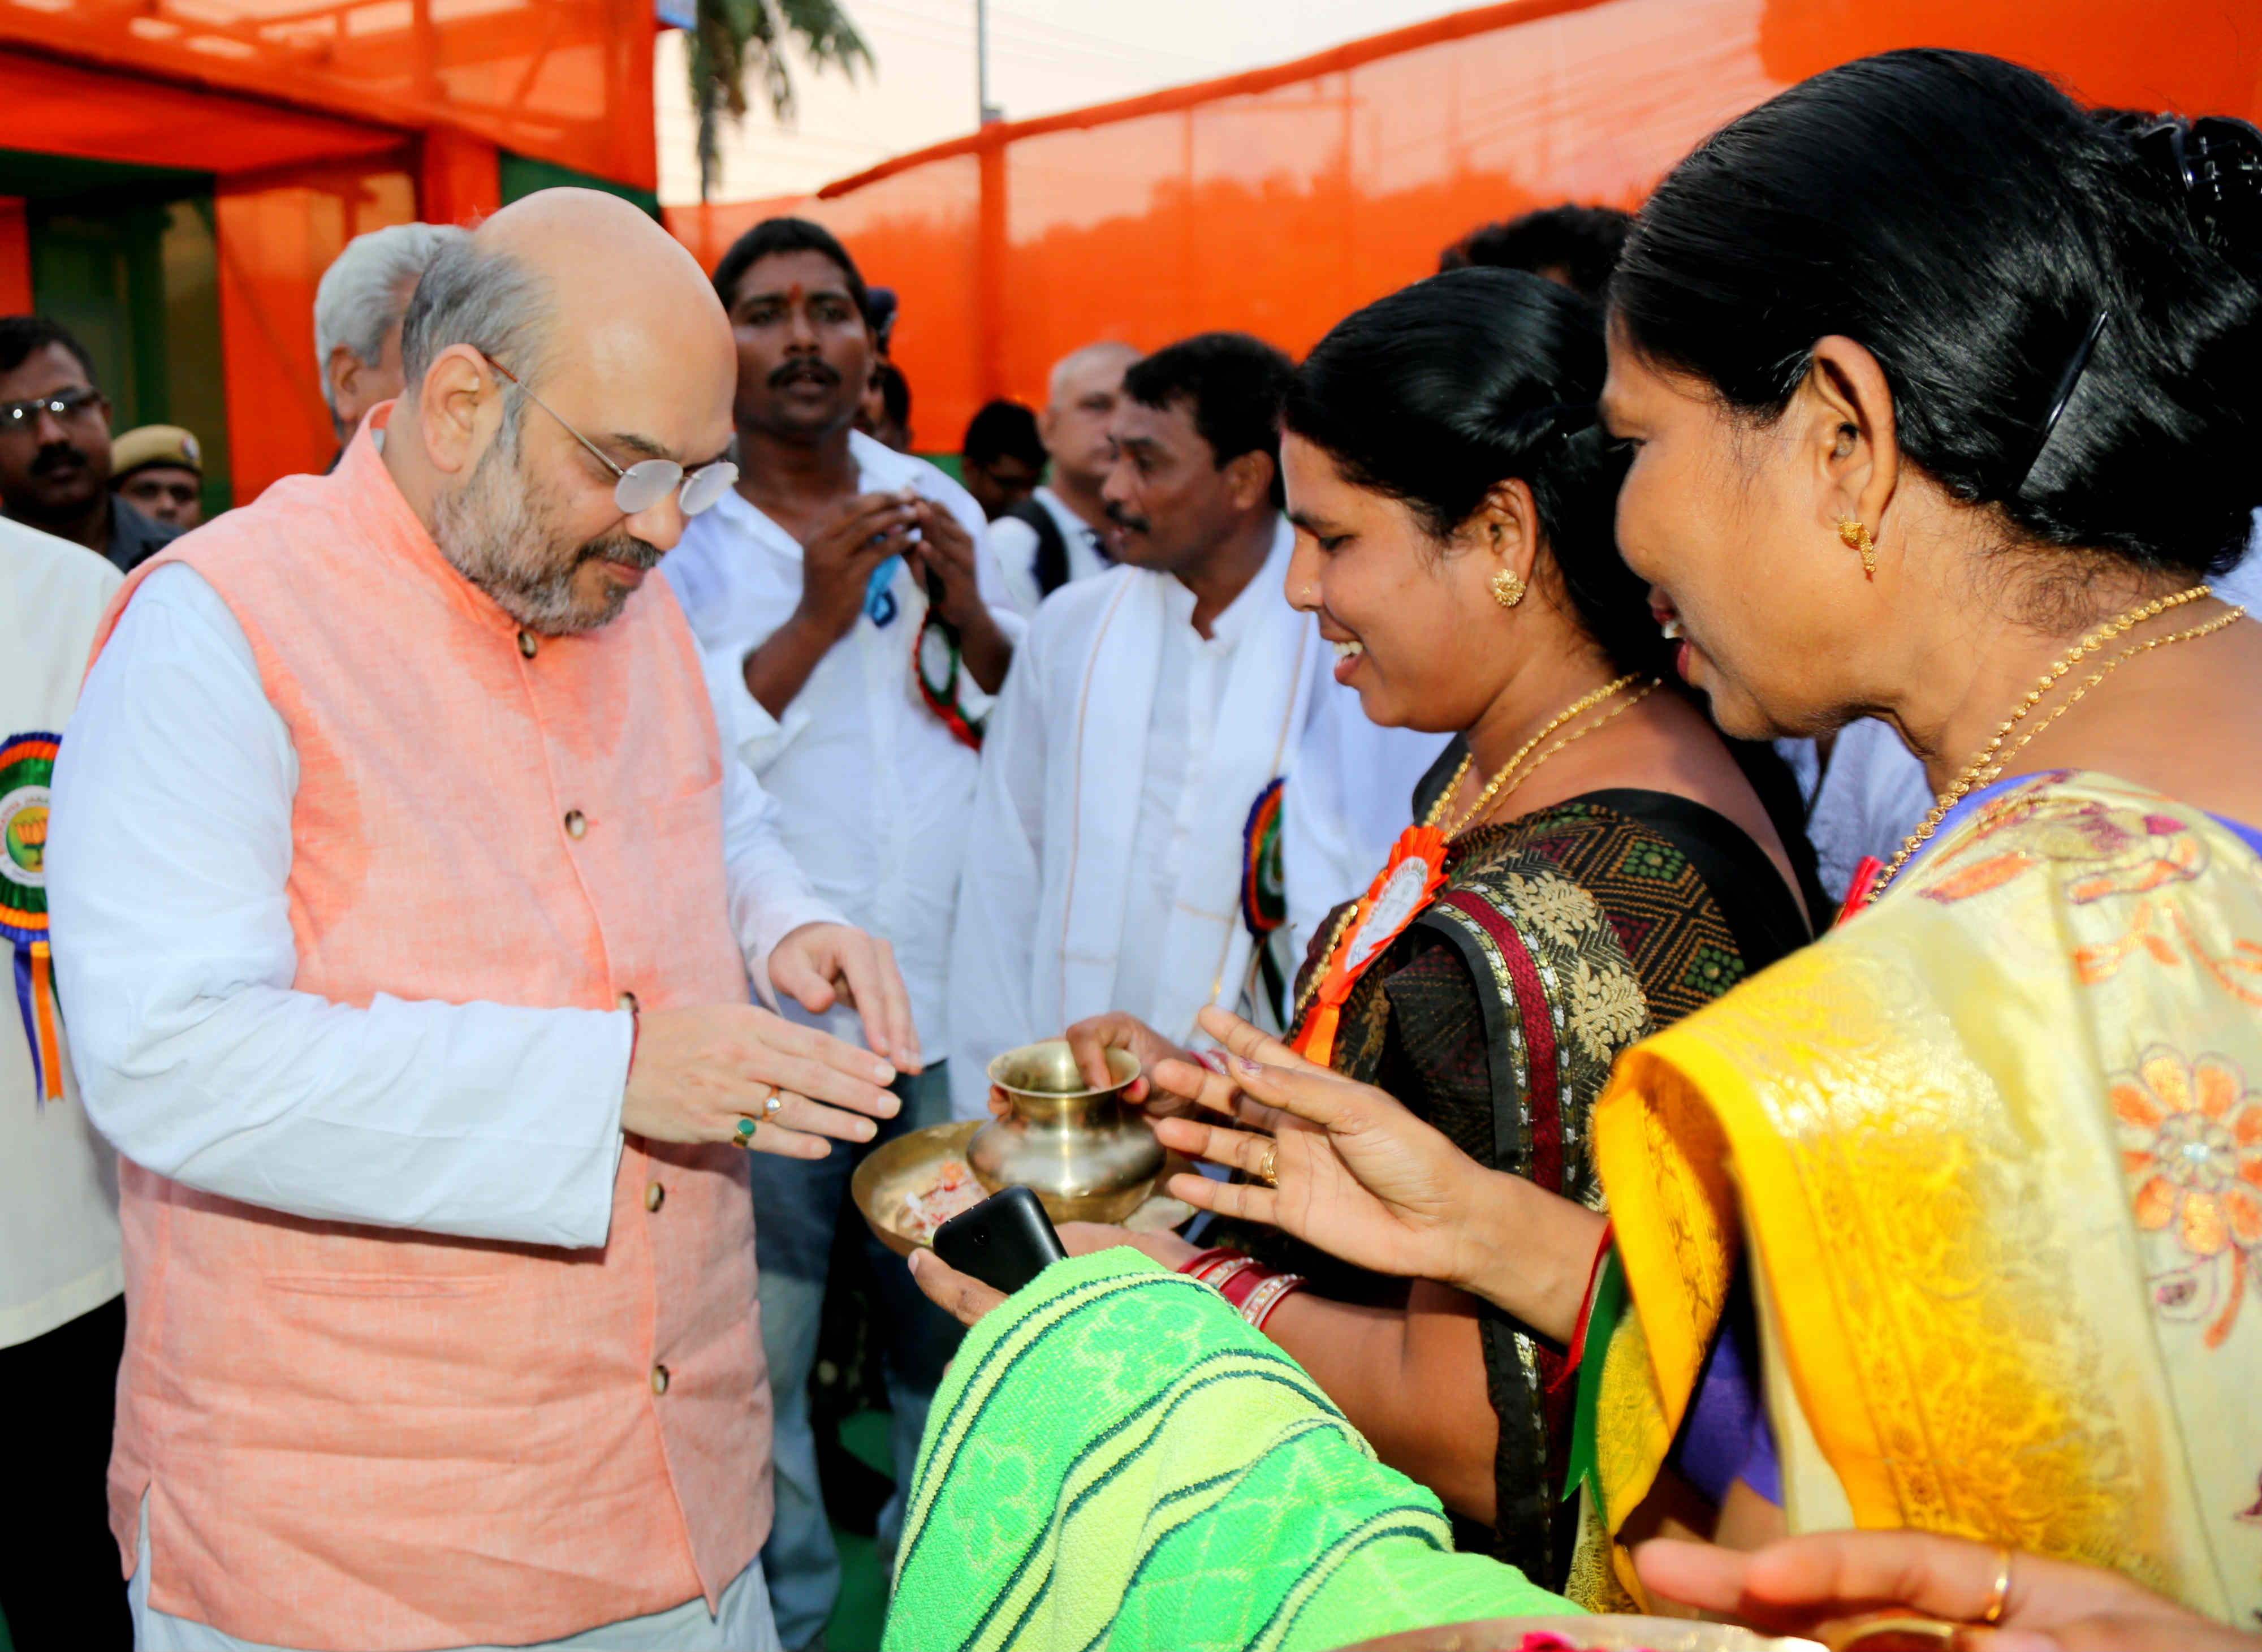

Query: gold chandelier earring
<box><xmin>1490</xmin><ymin>568</ymin><xmax>1527</xmax><ymax>609</ymax></box>
<box><xmin>1837</xmin><ymin>517</ymin><xmax>1878</xmax><ymax>580</ymax></box>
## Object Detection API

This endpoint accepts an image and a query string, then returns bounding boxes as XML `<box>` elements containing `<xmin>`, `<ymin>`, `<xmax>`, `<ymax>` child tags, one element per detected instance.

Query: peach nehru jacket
<box><xmin>45</xmin><ymin>418</ymin><xmax>840</xmax><ymax>1651</ymax></box>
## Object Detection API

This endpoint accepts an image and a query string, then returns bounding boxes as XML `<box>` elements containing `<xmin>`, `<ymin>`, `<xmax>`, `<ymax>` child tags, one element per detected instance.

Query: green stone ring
<box><xmin>735</xmin><ymin>1115</ymin><xmax>758</xmax><ymax>1145</ymax></box>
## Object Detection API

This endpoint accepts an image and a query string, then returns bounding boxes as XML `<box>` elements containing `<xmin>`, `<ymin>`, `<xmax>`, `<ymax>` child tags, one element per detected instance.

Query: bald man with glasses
<box><xmin>46</xmin><ymin>190</ymin><xmax>915</xmax><ymax>1652</ymax></box>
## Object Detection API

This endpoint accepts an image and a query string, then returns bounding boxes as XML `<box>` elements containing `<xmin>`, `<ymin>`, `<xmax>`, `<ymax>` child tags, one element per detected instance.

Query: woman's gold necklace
<box><xmin>1438</xmin><ymin>673</ymin><xmax>1647</xmax><ymax>839</ymax></box>
<box><xmin>1863</xmin><ymin>585</ymin><xmax>2242</xmax><ymax>905</ymax></box>
<box><xmin>1293</xmin><ymin>674</ymin><xmax>1655</xmax><ymax>1021</ymax></box>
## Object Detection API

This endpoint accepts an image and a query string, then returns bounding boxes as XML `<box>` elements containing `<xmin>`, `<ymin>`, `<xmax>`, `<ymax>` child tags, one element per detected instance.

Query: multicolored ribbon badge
<box><xmin>1290</xmin><ymin>823</ymin><xmax>1449</xmax><ymax>1069</ymax></box>
<box><xmin>1</xmin><ymin>732</ymin><xmax>64</xmax><ymax>1105</ymax></box>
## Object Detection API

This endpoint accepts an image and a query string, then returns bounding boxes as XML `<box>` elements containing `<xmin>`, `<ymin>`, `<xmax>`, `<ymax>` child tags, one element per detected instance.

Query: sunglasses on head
<box><xmin>483</xmin><ymin>354</ymin><xmax>737</xmax><ymax>517</ymax></box>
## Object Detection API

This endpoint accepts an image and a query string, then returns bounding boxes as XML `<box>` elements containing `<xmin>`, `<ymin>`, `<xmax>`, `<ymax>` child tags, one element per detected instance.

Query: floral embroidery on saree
<box><xmin>2113</xmin><ymin>1045</ymin><xmax>2262</xmax><ymax>1348</ymax></box>
<box><xmin>1593</xmin><ymin>771</ymin><xmax>2262</xmax><ymax>1624</ymax></box>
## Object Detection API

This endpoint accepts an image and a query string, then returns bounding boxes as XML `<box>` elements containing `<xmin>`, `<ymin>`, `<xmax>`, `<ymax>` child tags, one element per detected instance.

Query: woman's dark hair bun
<box><xmin>1614</xmin><ymin>49</ymin><xmax>2262</xmax><ymax>578</ymax></box>
<box><xmin>1283</xmin><ymin>266</ymin><xmax>1667</xmax><ymax>679</ymax></box>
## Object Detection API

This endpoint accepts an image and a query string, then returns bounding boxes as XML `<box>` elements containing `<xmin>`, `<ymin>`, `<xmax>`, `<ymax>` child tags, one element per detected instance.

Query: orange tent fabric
<box><xmin>670</xmin><ymin>0</ymin><xmax>2262</xmax><ymax>451</ymax></box>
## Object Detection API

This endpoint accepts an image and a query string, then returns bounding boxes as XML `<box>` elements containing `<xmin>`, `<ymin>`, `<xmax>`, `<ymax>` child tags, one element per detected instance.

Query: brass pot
<box><xmin>972</xmin><ymin>1039</ymin><xmax>1163</xmax><ymax>1224</ymax></box>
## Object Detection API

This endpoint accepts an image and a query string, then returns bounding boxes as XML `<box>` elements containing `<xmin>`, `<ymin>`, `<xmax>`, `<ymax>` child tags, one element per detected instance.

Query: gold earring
<box><xmin>1837</xmin><ymin>517</ymin><xmax>1877</xmax><ymax>580</ymax></box>
<box><xmin>1490</xmin><ymin>568</ymin><xmax>1526</xmax><ymax>609</ymax></box>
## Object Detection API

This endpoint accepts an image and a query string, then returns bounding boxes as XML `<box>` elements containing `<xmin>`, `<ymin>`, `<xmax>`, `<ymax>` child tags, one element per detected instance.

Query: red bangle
<box><xmin>1216</xmin><ymin>1263</ymin><xmax>1271</xmax><ymax>1311</ymax></box>
<box><xmin>1204</xmin><ymin>1257</ymin><xmax>1262</xmax><ymax>1297</ymax></box>
<box><xmin>1177</xmin><ymin>1247</ymin><xmax>1244</xmax><ymax>1279</ymax></box>
<box><xmin>1242</xmin><ymin>1272</ymin><xmax>1305</xmax><ymax>1332</ymax></box>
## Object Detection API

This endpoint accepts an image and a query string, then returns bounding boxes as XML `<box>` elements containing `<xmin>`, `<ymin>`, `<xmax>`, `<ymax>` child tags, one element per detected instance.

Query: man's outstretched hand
<box><xmin>622</xmin><ymin>1002</ymin><xmax>899</xmax><ymax>1159</ymax></box>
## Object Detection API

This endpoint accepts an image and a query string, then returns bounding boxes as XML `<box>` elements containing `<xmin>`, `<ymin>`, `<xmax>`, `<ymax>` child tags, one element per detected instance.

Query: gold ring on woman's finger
<box><xmin>1255</xmin><ymin>1144</ymin><xmax>1279</xmax><ymax>1187</ymax></box>
<box><xmin>1979</xmin><ymin>1545</ymin><xmax>2013</xmax><ymax>1625</ymax></box>
<box><xmin>735</xmin><ymin>1116</ymin><xmax>758</xmax><ymax>1146</ymax></box>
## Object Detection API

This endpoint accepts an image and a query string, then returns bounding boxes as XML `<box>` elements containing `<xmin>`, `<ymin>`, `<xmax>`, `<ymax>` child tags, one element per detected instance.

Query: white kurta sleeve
<box><xmin>702</xmin><ymin>645</ymin><xmax>849</xmax><ymax>1011</ymax></box>
<box><xmin>945</xmin><ymin>615</ymin><xmax>1051</xmax><ymax>1118</ymax></box>
<box><xmin>47</xmin><ymin>565</ymin><xmax>633</xmax><ymax>1250</ymax></box>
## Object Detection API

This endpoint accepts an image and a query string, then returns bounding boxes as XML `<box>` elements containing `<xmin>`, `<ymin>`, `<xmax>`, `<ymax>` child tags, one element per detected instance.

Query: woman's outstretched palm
<box><xmin>1150</xmin><ymin>1006</ymin><xmax>1497</xmax><ymax>1290</ymax></box>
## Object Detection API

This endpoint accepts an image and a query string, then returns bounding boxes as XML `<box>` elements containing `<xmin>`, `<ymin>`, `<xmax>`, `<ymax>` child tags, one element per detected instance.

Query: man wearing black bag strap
<box><xmin>992</xmin><ymin>340</ymin><xmax>1138</xmax><ymax>617</ymax></box>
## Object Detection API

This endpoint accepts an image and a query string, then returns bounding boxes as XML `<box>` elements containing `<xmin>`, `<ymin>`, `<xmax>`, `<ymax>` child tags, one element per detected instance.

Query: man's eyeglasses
<box><xmin>485</xmin><ymin>355</ymin><xmax>737</xmax><ymax>518</ymax></box>
<box><xmin>0</xmin><ymin>384</ymin><xmax>103</xmax><ymax>434</ymax></box>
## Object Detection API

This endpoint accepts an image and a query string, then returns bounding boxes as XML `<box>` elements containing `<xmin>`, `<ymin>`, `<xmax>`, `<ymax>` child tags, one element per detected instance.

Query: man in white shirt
<box><xmin>951</xmin><ymin>331</ymin><xmax>1352</xmax><ymax>1114</ymax></box>
<box><xmin>662</xmin><ymin>215</ymin><xmax>1022</xmax><ymax>1652</ymax></box>
<box><xmin>46</xmin><ymin>191</ymin><xmax>912</xmax><ymax>1652</ymax></box>
<box><xmin>989</xmin><ymin>340</ymin><xmax>1139</xmax><ymax>617</ymax></box>
<box><xmin>2</xmin><ymin>515</ymin><xmax>127</xmax><ymax>1650</ymax></box>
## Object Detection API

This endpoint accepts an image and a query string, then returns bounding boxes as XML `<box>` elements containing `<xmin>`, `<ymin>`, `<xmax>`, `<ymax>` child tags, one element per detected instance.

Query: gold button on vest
<box><xmin>564</xmin><ymin>810</ymin><xmax>587</xmax><ymax>839</ymax></box>
<box><xmin>517</xmin><ymin>629</ymin><xmax>538</xmax><ymax>658</ymax></box>
<box><xmin>645</xmin><ymin>1181</ymin><xmax>664</xmax><ymax>1213</ymax></box>
<box><xmin>650</xmin><ymin>1365</ymin><xmax>669</xmax><ymax>1395</ymax></box>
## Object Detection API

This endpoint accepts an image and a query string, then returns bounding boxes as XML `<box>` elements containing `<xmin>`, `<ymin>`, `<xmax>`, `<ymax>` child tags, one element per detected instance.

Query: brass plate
<box><xmin>852</xmin><ymin>1119</ymin><xmax>1195</xmax><ymax>1258</ymax></box>
<box><xmin>1336</xmin><ymin>1617</ymin><xmax>1827</xmax><ymax>1652</ymax></box>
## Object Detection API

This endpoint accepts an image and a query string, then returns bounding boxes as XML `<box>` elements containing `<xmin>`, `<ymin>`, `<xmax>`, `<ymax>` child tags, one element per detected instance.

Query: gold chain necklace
<box><xmin>1440</xmin><ymin>674</ymin><xmax>1643</xmax><ymax>838</ymax></box>
<box><xmin>1293</xmin><ymin>674</ymin><xmax>1654</xmax><ymax>1020</ymax></box>
<box><xmin>1863</xmin><ymin>585</ymin><xmax>2231</xmax><ymax>905</ymax></box>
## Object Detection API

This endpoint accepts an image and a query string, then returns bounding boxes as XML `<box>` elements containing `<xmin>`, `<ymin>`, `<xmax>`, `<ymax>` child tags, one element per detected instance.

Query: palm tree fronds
<box><xmin>689</xmin><ymin>0</ymin><xmax>874</xmax><ymax>201</ymax></box>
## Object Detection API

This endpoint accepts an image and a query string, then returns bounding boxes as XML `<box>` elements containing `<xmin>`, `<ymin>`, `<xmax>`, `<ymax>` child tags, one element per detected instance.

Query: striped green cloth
<box><xmin>884</xmin><ymin>1248</ymin><xmax>1574</xmax><ymax>1652</ymax></box>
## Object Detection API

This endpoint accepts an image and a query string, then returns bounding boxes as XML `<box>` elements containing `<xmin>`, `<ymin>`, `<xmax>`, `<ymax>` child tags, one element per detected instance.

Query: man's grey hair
<box><xmin>312</xmin><ymin>223</ymin><xmax>469</xmax><ymax>413</ymax></box>
<box><xmin>1047</xmin><ymin>340</ymin><xmax>1139</xmax><ymax>408</ymax></box>
<box><xmin>396</xmin><ymin>236</ymin><xmax>554</xmax><ymax>439</ymax></box>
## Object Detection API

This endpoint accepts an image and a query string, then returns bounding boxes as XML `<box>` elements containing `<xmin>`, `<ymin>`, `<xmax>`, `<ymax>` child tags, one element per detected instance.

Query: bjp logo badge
<box><xmin>1</xmin><ymin>732</ymin><xmax>63</xmax><ymax>1103</ymax></box>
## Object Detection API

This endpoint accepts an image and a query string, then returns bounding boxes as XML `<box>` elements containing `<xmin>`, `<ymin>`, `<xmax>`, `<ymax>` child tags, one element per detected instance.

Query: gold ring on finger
<box><xmin>735</xmin><ymin>1115</ymin><xmax>758</xmax><ymax>1146</ymax></box>
<box><xmin>1255</xmin><ymin>1144</ymin><xmax>1279</xmax><ymax>1187</ymax></box>
<box><xmin>1979</xmin><ymin>1545</ymin><xmax>2013</xmax><ymax>1625</ymax></box>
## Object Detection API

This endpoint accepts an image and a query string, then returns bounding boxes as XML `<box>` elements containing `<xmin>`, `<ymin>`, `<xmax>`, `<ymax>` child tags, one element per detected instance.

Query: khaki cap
<box><xmin>111</xmin><ymin>424</ymin><xmax>203</xmax><ymax>480</ymax></box>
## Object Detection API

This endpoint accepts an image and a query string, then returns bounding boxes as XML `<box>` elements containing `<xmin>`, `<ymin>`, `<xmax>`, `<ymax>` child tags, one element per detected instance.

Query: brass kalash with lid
<box><xmin>850</xmin><ymin>1038</ymin><xmax>1180</xmax><ymax>1254</ymax></box>
<box><xmin>969</xmin><ymin>1039</ymin><xmax>1164</xmax><ymax>1223</ymax></box>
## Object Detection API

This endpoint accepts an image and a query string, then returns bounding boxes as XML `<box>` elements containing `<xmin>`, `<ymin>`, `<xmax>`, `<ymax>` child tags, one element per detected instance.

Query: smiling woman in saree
<box><xmin>1022</xmin><ymin>266</ymin><xmax>1815</xmax><ymax>1597</ymax></box>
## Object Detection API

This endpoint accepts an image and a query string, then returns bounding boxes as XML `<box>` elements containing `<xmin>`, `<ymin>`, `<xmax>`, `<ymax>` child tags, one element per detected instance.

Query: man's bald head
<box><xmin>403</xmin><ymin>189</ymin><xmax>732</xmax><ymax>422</ymax></box>
<box><xmin>1047</xmin><ymin>341</ymin><xmax>1139</xmax><ymax>410</ymax></box>
<box><xmin>390</xmin><ymin>189</ymin><xmax>740</xmax><ymax>636</ymax></box>
<box><xmin>1041</xmin><ymin>340</ymin><xmax>1140</xmax><ymax>497</ymax></box>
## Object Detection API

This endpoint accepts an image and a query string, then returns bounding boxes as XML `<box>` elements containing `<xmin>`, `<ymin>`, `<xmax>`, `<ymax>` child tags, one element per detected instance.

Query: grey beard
<box><xmin>434</xmin><ymin>440</ymin><xmax>642</xmax><ymax>637</ymax></box>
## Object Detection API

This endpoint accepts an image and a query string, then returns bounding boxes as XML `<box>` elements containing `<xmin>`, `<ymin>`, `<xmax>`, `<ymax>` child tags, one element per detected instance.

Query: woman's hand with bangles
<box><xmin>1150</xmin><ymin>1006</ymin><xmax>1604</xmax><ymax>1344</ymax></box>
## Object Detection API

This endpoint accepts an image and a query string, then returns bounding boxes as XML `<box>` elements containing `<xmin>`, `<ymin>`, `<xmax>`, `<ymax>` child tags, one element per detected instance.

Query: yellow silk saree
<box><xmin>1588</xmin><ymin>770</ymin><xmax>2262</xmax><ymax>1623</ymax></box>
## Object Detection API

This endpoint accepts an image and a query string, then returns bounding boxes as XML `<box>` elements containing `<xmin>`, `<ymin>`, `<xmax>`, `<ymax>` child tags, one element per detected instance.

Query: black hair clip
<box><xmin>2017</xmin><ymin>309</ymin><xmax>2110</xmax><ymax>495</ymax></box>
<box><xmin>2134</xmin><ymin>115</ymin><xmax>2262</xmax><ymax>251</ymax></box>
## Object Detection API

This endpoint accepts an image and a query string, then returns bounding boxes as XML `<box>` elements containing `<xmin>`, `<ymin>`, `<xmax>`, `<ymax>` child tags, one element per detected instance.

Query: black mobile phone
<box><xmin>932</xmin><ymin>1185</ymin><xmax>1068</xmax><ymax>1296</ymax></box>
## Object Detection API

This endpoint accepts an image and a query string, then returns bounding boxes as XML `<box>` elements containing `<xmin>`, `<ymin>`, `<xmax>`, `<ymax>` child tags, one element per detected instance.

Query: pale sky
<box><xmin>655</xmin><ymin>0</ymin><xmax>1469</xmax><ymax>205</ymax></box>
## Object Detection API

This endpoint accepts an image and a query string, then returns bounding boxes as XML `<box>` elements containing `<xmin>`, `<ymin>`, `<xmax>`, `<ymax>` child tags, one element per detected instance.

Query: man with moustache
<box><xmin>949</xmin><ymin>331</ymin><xmax>1357</xmax><ymax>1110</ymax></box>
<box><xmin>0</xmin><ymin>318</ymin><xmax>176</xmax><ymax>573</ymax></box>
<box><xmin>662</xmin><ymin>215</ymin><xmax>1020</xmax><ymax>1652</ymax></box>
<box><xmin>988</xmin><ymin>340</ymin><xmax>1138</xmax><ymax>618</ymax></box>
<box><xmin>45</xmin><ymin>190</ymin><xmax>916</xmax><ymax>1652</ymax></box>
